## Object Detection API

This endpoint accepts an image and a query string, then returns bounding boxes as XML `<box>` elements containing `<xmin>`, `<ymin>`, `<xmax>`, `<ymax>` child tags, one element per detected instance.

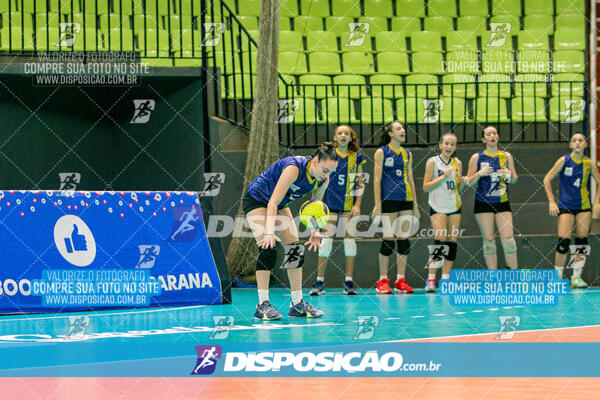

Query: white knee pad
<box><xmin>483</xmin><ymin>239</ymin><xmax>497</xmax><ymax>257</ymax></box>
<box><xmin>318</xmin><ymin>237</ymin><xmax>333</xmax><ymax>258</ymax></box>
<box><xmin>344</xmin><ymin>238</ymin><xmax>357</xmax><ymax>257</ymax></box>
<box><xmin>501</xmin><ymin>237</ymin><xmax>517</xmax><ymax>255</ymax></box>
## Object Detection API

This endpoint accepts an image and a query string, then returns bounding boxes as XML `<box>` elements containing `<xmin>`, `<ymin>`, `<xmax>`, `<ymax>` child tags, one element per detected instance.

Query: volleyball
<box><xmin>299</xmin><ymin>200</ymin><xmax>329</xmax><ymax>229</ymax></box>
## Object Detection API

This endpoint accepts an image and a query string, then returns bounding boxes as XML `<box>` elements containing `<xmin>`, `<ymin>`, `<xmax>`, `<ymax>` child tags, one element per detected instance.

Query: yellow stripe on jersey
<box><xmin>451</xmin><ymin>157</ymin><xmax>462</xmax><ymax>209</ymax></box>
<box><xmin>498</xmin><ymin>151</ymin><xmax>508</xmax><ymax>203</ymax></box>
<box><xmin>400</xmin><ymin>147</ymin><xmax>413</xmax><ymax>202</ymax></box>
<box><xmin>581</xmin><ymin>158</ymin><xmax>591</xmax><ymax>209</ymax></box>
<box><xmin>344</xmin><ymin>152</ymin><xmax>357</xmax><ymax>212</ymax></box>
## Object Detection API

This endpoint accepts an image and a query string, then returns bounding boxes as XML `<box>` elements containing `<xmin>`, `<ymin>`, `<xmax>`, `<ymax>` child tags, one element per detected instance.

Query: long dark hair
<box><xmin>334</xmin><ymin>125</ymin><xmax>360</xmax><ymax>153</ymax></box>
<box><xmin>312</xmin><ymin>142</ymin><xmax>337</xmax><ymax>162</ymax></box>
<box><xmin>379</xmin><ymin>122</ymin><xmax>402</xmax><ymax>147</ymax></box>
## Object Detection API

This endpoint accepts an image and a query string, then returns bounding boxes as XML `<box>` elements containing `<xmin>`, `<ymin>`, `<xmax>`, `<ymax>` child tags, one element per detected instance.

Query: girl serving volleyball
<box><xmin>543</xmin><ymin>133</ymin><xmax>600</xmax><ymax>288</ymax></box>
<box><xmin>372</xmin><ymin>121</ymin><xmax>420</xmax><ymax>294</ymax></box>
<box><xmin>310</xmin><ymin>125</ymin><xmax>366</xmax><ymax>296</ymax></box>
<box><xmin>422</xmin><ymin>132</ymin><xmax>462</xmax><ymax>292</ymax></box>
<box><xmin>465</xmin><ymin>126</ymin><xmax>519</xmax><ymax>270</ymax></box>
<box><xmin>243</xmin><ymin>143</ymin><xmax>338</xmax><ymax>320</ymax></box>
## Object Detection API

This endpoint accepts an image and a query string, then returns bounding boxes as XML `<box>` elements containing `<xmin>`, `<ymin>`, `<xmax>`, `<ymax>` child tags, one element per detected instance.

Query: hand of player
<box><xmin>548</xmin><ymin>201</ymin><xmax>559</xmax><ymax>217</ymax></box>
<box><xmin>371</xmin><ymin>204</ymin><xmax>382</xmax><ymax>219</ymax></box>
<box><xmin>497</xmin><ymin>168</ymin><xmax>512</xmax><ymax>181</ymax></box>
<box><xmin>443</xmin><ymin>167</ymin><xmax>454</xmax><ymax>177</ymax></box>
<box><xmin>593</xmin><ymin>203</ymin><xmax>600</xmax><ymax>219</ymax></box>
<box><xmin>304</xmin><ymin>230</ymin><xmax>326</xmax><ymax>251</ymax></box>
<box><xmin>479</xmin><ymin>166</ymin><xmax>494</xmax><ymax>177</ymax></box>
<box><xmin>349</xmin><ymin>204</ymin><xmax>360</xmax><ymax>218</ymax></box>
<box><xmin>258</xmin><ymin>234</ymin><xmax>281</xmax><ymax>249</ymax></box>
<box><xmin>413</xmin><ymin>204</ymin><xmax>421</xmax><ymax>219</ymax></box>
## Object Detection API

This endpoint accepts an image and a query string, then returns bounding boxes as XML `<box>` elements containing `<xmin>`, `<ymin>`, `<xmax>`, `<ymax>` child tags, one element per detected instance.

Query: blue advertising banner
<box><xmin>0</xmin><ymin>190</ymin><xmax>225</xmax><ymax>313</ymax></box>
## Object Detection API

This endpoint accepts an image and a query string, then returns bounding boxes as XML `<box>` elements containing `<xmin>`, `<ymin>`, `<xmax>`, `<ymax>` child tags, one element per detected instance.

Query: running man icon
<box><xmin>191</xmin><ymin>345</ymin><xmax>222</xmax><ymax>375</ymax></box>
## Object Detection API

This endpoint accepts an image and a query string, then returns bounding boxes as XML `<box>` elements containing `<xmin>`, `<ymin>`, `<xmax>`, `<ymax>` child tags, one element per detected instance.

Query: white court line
<box><xmin>0</xmin><ymin>304</ymin><xmax>207</xmax><ymax>322</ymax></box>
<box><xmin>389</xmin><ymin>324</ymin><xmax>600</xmax><ymax>342</ymax></box>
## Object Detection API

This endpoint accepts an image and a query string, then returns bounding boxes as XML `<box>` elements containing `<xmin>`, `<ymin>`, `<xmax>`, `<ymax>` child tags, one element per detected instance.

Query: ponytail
<box><xmin>379</xmin><ymin>122</ymin><xmax>394</xmax><ymax>146</ymax></box>
<box><xmin>312</xmin><ymin>142</ymin><xmax>337</xmax><ymax>162</ymax></box>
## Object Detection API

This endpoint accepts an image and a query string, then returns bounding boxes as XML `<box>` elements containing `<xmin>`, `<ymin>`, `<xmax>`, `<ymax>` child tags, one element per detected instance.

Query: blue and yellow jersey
<box><xmin>558</xmin><ymin>153</ymin><xmax>591</xmax><ymax>210</ymax></box>
<box><xmin>381</xmin><ymin>144</ymin><xmax>413</xmax><ymax>202</ymax></box>
<box><xmin>475</xmin><ymin>150</ymin><xmax>510</xmax><ymax>204</ymax></box>
<box><xmin>247</xmin><ymin>156</ymin><xmax>325</xmax><ymax>208</ymax></box>
<box><xmin>323</xmin><ymin>150</ymin><xmax>366</xmax><ymax>212</ymax></box>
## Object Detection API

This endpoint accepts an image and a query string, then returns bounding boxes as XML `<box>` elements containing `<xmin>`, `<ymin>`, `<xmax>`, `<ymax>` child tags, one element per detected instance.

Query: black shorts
<box><xmin>381</xmin><ymin>200</ymin><xmax>413</xmax><ymax>213</ymax></box>
<box><xmin>558</xmin><ymin>208</ymin><xmax>591</xmax><ymax>216</ymax></box>
<box><xmin>474</xmin><ymin>200</ymin><xmax>512</xmax><ymax>214</ymax></box>
<box><xmin>242</xmin><ymin>190</ymin><xmax>268</xmax><ymax>215</ymax></box>
<box><xmin>429</xmin><ymin>206</ymin><xmax>462</xmax><ymax>216</ymax></box>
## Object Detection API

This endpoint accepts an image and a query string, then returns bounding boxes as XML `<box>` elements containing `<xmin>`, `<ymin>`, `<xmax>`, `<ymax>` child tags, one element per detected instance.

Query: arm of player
<box><xmin>351</xmin><ymin>163</ymin><xmax>365</xmax><ymax>217</ymax></box>
<box><xmin>371</xmin><ymin>149</ymin><xmax>383</xmax><ymax>217</ymax></box>
<box><xmin>504</xmin><ymin>152</ymin><xmax>518</xmax><ymax>184</ymax></box>
<box><xmin>543</xmin><ymin>157</ymin><xmax>564</xmax><ymax>217</ymax></box>
<box><xmin>456</xmin><ymin>159</ymin><xmax>463</xmax><ymax>189</ymax></box>
<box><xmin>261</xmin><ymin>165</ymin><xmax>299</xmax><ymax>248</ymax></box>
<box><xmin>423</xmin><ymin>158</ymin><xmax>450</xmax><ymax>192</ymax></box>
<box><xmin>589</xmin><ymin>162</ymin><xmax>600</xmax><ymax>218</ymax></box>
<box><xmin>464</xmin><ymin>153</ymin><xmax>483</xmax><ymax>187</ymax></box>
<box><xmin>407</xmin><ymin>152</ymin><xmax>420</xmax><ymax>219</ymax></box>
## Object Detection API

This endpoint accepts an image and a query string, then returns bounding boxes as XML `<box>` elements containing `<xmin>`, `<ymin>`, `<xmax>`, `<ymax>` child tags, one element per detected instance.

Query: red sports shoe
<box><xmin>376</xmin><ymin>278</ymin><xmax>393</xmax><ymax>294</ymax></box>
<box><xmin>395</xmin><ymin>278</ymin><xmax>414</xmax><ymax>294</ymax></box>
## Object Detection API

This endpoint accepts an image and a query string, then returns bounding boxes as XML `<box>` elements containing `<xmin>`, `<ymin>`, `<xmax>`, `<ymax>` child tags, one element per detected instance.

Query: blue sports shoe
<box><xmin>254</xmin><ymin>301</ymin><xmax>282</xmax><ymax>321</ymax></box>
<box><xmin>288</xmin><ymin>300</ymin><xmax>324</xmax><ymax>318</ymax></box>
<box><xmin>310</xmin><ymin>280</ymin><xmax>325</xmax><ymax>296</ymax></box>
<box><xmin>343</xmin><ymin>280</ymin><xmax>357</xmax><ymax>295</ymax></box>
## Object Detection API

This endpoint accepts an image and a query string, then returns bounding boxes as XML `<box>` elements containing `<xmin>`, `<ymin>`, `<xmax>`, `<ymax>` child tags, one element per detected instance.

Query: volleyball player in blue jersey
<box><xmin>243</xmin><ymin>143</ymin><xmax>338</xmax><ymax>320</ymax></box>
<box><xmin>372</xmin><ymin>122</ymin><xmax>420</xmax><ymax>294</ymax></box>
<box><xmin>543</xmin><ymin>133</ymin><xmax>600</xmax><ymax>288</ymax></box>
<box><xmin>310</xmin><ymin>125</ymin><xmax>366</xmax><ymax>296</ymax></box>
<box><xmin>465</xmin><ymin>126</ymin><xmax>519</xmax><ymax>269</ymax></box>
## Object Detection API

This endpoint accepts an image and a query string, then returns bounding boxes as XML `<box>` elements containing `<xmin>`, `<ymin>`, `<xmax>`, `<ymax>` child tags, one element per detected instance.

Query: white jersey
<box><xmin>428</xmin><ymin>156</ymin><xmax>461</xmax><ymax>214</ymax></box>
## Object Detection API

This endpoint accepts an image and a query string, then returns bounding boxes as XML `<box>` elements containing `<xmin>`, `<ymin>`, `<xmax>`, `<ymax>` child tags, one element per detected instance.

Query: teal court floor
<box><xmin>0</xmin><ymin>288</ymin><xmax>599</xmax><ymax>376</ymax></box>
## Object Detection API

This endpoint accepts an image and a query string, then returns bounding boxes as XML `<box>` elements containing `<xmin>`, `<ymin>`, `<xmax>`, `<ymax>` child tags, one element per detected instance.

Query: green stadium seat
<box><xmin>342</xmin><ymin>52</ymin><xmax>375</xmax><ymax>74</ymax></box>
<box><xmin>524</xmin><ymin>0</ymin><xmax>553</xmax><ymax>15</ymax></box>
<box><xmin>0</xmin><ymin>0</ymin><xmax>17</xmax><ymax>13</ymax></box>
<box><xmin>523</xmin><ymin>15</ymin><xmax>553</xmax><ymax>32</ymax></box>
<box><xmin>390</xmin><ymin>17</ymin><xmax>421</xmax><ymax>34</ymax></box>
<box><xmin>141</xmin><ymin>58</ymin><xmax>173</xmax><ymax>67</ymax></box>
<box><xmin>239</xmin><ymin>49</ymin><xmax>258</xmax><ymax>72</ymax></box>
<box><xmin>301</xmin><ymin>0</ymin><xmax>330</xmax><ymax>16</ymax></box>
<box><xmin>237</xmin><ymin>16</ymin><xmax>258</xmax><ymax>31</ymax></box>
<box><xmin>34</xmin><ymin>12</ymin><xmax>62</xmax><ymax>30</ymax></box>
<box><xmin>412</xmin><ymin>51</ymin><xmax>445</xmax><ymax>74</ymax></box>
<box><xmin>144</xmin><ymin>0</ymin><xmax>171</xmax><ymax>16</ymax></box>
<box><xmin>459</xmin><ymin>0</ymin><xmax>488</xmax><ymax>16</ymax></box>
<box><xmin>106</xmin><ymin>28</ymin><xmax>135</xmax><ymax>51</ymax></box>
<box><xmin>489</xmin><ymin>15</ymin><xmax>520</xmax><ymax>34</ymax></box>
<box><xmin>456</xmin><ymin>16</ymin><xmax>486</xmax><ymax>33</ymax></box>
<box><xmin>225</xmin><ymin>74</ymin><xmax>256</xmax><ymax>99</ymax></box>
<box><xmin>370</xmin><ymin>74</ymin><xmax>404</xmax><ymax>98</ymax></box>
<box><xmin>554</xmin><ymin>29</ymin><xmax>585</xmax><ymax>51</ymax></box>
<box><xmin>365</xmin><ymin>0</ymin><xmax>394</xmax><ymax>17</ymax></box>
<box><xmin>549</xmin><ymin>96</ymin><xmax>585</xmax><ymax>123</ymax></box>
<box><xmin>478</xmin><ymin>73</ymin><xmax>512</xmax><ymax>98</ymax></box>
<box><xmin>81</xmin><ymin>0</ymin><xmax>110</xmax><ymax>14</ymax></box>
<box><xmin>279</xmin><ymin>74</ymin><xmax>295</xmax><ymax>95</ymax></box>
<box><xmin>99</xmin><ymin>13</ymin><xmax>130</xmax><ymax>32</ymax></box>
<box><xmin>357</xmin><ymin>16</ymin><xmax>388</xmax><ymax>34</ymax></box>
<box><xmin>556</xmin><ymin>0</ymin><xmax>584</xmax><ymax>14</ymax></box>
<box><xmin>375</xmin><ymin>31</ymin><xmax>407</xmax><ymax>52</ymax></box>
<box><xmin>68</xmin><ymin>12</ymin><xmax>97</xmax><ymax>30</ymax></box>
<box><xmin>49</xmin><ymin>0</ymin><xmax>80</xmax><ymax>13</ymax></box>
<box><xmin>2</xmin><ymin>11</ymin><xmax>33</xmax><ymax>28</ymax></box>
<box><xmin>294</xmin><ymin>16</ymin><xmax>323</xmax><ymax>31</ymax></box>
<box><xmin>279</xmin><ymin>30</ymin><xmax>304</xmax><ymax>52</ymax></box>
<box><xmin>210</xmin><ymin>50</ymin><xmax>237</xmax><ymax>71</ymax></box>
<box><xmin>333</xmin><ymin>74</ymin><xmax>368</xmax><ymax>98</ymax></box>
<box><xmin>553</xmin><ymin>50</ymin><xmax>585</xmax><ymax>73</ymax></box>
<box><xmin>410</xmin><ymin>31</ymin><xmax>442</xmax><ymax>52</ymax></box>
<box><xmin>395</xmin><ymin>0</ymin><xmax>426</xmax><ymax>17</ymax></box>
<box><xmin>556</xmin><ymin>14</ymin><xmax>585</xmax><ymax>31</ymax></box>
<box><xmin>132</xmin><ymin>14</ymin><xmax>162</xmax><ymax>31</ymax></box>
<box><xmin>21</xmin><ymin>0</ymin><xmax>48</xmax><ymax>13</ymax></box>
<box><xmin>170</xmin><ymin>29</ymin><xmax>195</xmax><ymax>53</ymax></box>
<box><xmin>377</xmin><ymin>51</ymin><xmax>410</xmax><ymax>74</ymax></box>
<box><xmin>517</xmin><ymin>49</ymin><xmax>550</xmax><ymax>73</ymax></box>
<box><xmin>440</xmin><ymin>97</ymin><xmax>472</xmax><ymax>122</ymax></box>
<box><xmin>551</xmin><ymin>73</ymin><xmax>585</xmax><ymax>98</ymax></box>
<box><xmin>280</xmin><ymin>17</ymin><xmax>292</xmax><ymax>30</ymax></box>
<box><xmin>325</xmin><ymin>16</ymin><xmax>354</xmax><ymax>36</ymax></box>
<box><xmin>178</xmin><ymin>0</ymin><xmax>202</xmax><ymax>16</ymax></box>
<box><xmin>517</xmin><ymin>29</ymin><xmax>550</xmax><ymax>49</ymax></box>
<box><xmin>395</xmin><ymin>98</ymin><xmax>422</xmax><ymax>123</ymax></box>
<box><xmin>511</xmin><ymin>97</ymin><xmax>546</xmax><ymax>122</ymax></box>
<box><xmin>475</xmin><ymin>97</ymin><xmax>510</xmax><ymax>122</ymax></box>
<box><xmin>360</xmin><ymin>98</ymin><xmax>394</xmax><ymax>123</ymax></box>
<box><xmin>308</xmin><ymin>51</ymin><xmax>340</xmax><ymax>74</ymax></box>
<box><xmin>492</xmin><ymin>0</ymin><xmax>521</xmax><ymax>15</ymax></box>
<box><xmin>340</xmin><ymin>25</ymin><xmax>373</xmax><ymax>52</ymax></box>
<box><xmin>34</xmin><ymin>26</ymin><xmax>59</xmax><ymax>51</ymax></box>
<box><xmin>321</xmin><ymin>97</ymin><xmax>358</xmax><ymax>124</ymax></box>
<box><xmin>112</xmin><ymin>0</ymin><xmax>144</xmax><ymax>14</ymax></box>
<box><xmin>482</xmin><ymin>50</ymin><xmax>515</xmax><ymax>73</ymax></box>
<box><xmin>73</xmin><ymin>28</ymin><xmax>103</xmax><ymax>51</ymax></box>
<box><xmin>331</xmin><ymin>0</ymin><xmax>361</xmax><ymax>18</ymax></box>
<box><xmin>138</xmin><ymin>29</ymin><xmax>170</xmax><ymax>57</ymax></box>
<box><xmin>446</xmin><ymin>50</ymin><xmax>479</xmax><ymax>73</ymax></box>
<box><xmin>446</xmin><ymin>30</ymin><xmax>478</xmax><ymax>51</ymax></box>
<box><xmin>293</xmin><ymin>98</ymin><xmax>319</xmax><ymax>124</ymax></box>
<box><xmin>423</xmin><ymin>16</ymin><xmax>454</xmax><ymax>34</ymax></box>
<box><xmin>299</xmin><ymin>74</ymin><xmax>332</xmax><ymax>98</ymax></box>
<box><xmin>306</xmin><ymin>31</ymin><xmax>337</xmax><ymax>52</ymax></box>
<box><xmin>405</xmin><ymin>73</ymin><xmax>439</xmax><ymax>98</ymax></box>
<box><xmin>442</xmin><ymin>74</ymin><xmax>476</xmax><ymax>98</ymax></box>
<box><xmin>166</xmin><ymin>15</ymin><xmax>195</xmax><ymax>31</ymax></box>
<box><xmin>237</xmin><ymin>0</ymin><xmax>260</xmax><ymax>17</ymax></box>
<box><xmin>514</xmin><ymin>74</ymin><xmax>548</xmax><ymax>97</ymax></box>
<box><xmin>428</xmin><ymin>0</ymin><xmax>457</xmax><ymax>17</ymax></box>
<box><xmin>246</xmin><ymin>29</ymin><xmax>258</xmax><ymax>41</ymax></box>
<box><xmin>280</xmin><ymin>0</ymin><xmax>300</xmax><ymax>17</ymax></box>
<box><xmin>481</xmin><ymin>27</ymin><xmax>513</xmax><ymax>49</ymax></box>
<box><xmin>0</xmin><ymin>27</ymin><xmax>34</xmax><ymax>50</ymax></box>
<box><xmin>174</xmin><ymin>58</ymin><xmax>203</xmax><ymax>66</ymax></box>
